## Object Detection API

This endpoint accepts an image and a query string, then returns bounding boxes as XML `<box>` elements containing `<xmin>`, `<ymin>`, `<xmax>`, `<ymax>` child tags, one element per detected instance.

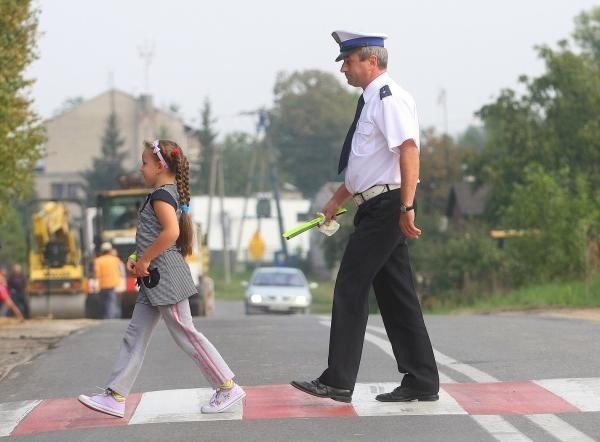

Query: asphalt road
<box><xmin>1</xmin><ymin>300</ymin><xmax>599</xmax><ymax>441</ymax></box>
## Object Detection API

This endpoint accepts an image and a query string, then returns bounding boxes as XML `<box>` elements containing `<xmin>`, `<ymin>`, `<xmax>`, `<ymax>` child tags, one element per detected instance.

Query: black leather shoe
<box><xmin>291</xmin><ymin>379</ymin><xmax>353</xmax><ymax>403</ymax></box>
<box><xmin>375</xmin><ymin>386</ymin><xmax>439</xmax><ymax>402</ymax></box>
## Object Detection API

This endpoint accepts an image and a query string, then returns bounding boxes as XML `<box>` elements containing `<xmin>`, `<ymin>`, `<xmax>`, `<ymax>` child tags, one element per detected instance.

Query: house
<box><xmin>189</xmin><ymin>194</ymin><xmax>311</xmax><ymax>265</ymax></box>
<box><xmin>35</xmin><ymin>89</ymin><xmax>201</xmax><ymax>200</ymax></box>
<box><xmin>446</xmin><ymin>180</ymin><xmax>489</xmax><ymax>225</ymax></box>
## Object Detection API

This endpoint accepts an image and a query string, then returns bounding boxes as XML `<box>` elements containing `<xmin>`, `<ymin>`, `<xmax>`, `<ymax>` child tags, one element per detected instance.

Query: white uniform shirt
<box><xmin>345</xmin><ymin>72</ymin><xmax>420</xmax><ymax>194</ymax></box>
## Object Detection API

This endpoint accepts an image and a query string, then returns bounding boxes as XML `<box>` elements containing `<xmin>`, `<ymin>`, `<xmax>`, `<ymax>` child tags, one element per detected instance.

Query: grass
<box><xmin>427</xmin><ymin>274</ymin><xmax>600</xmax><ymax>314</ymax></box>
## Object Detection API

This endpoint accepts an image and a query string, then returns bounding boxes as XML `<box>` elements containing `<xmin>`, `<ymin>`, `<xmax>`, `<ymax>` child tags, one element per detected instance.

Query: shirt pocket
<box><xmin>352</xmin><ymin>121</ymin><xmax>375</xmax><ymax>156</ymax></box>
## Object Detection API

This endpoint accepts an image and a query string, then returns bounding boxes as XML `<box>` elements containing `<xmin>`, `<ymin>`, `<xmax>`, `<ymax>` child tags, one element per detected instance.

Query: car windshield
<box><xmin>252</xmin><ymin>271</ymin><xmax>306</xmax><ymax>287</ymax></box>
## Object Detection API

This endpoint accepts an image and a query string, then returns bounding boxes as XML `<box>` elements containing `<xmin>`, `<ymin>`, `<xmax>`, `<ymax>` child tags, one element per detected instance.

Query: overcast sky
<box><xmin>30</xmin><ymin>0</ymin><xmax>599</xmax><ymax>139</ymax></box>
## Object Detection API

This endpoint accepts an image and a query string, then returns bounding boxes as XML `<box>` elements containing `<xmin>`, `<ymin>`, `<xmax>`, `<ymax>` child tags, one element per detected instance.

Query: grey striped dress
<box><xmin>135</xmin><ymin>184</ymin><xmax>197</xmax><ymax>306</ymax></box>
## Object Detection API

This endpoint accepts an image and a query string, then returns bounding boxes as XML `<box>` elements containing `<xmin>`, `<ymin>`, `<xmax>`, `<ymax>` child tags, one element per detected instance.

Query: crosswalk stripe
<box><xmin>471</xmin><ymin>415</ymin><xmax>534</xmax><ymax>442</ymax></box>
<box><xmin>534</xmin><ymin>378</ymin><xmax>600</xmax><ymax>412</ymax></box>
<box><xmin>351</xmin><ymin>382</ymin><xmax>467</xmax><ymax>416</ymax></box>
<box><xmin>526</xmin><ymin>414</ymin><xmax>596</xmax><ymax>442</ymax></box>
<box><xmin>0</xmin><ymin>400</ymin><xmax>40</xmax><ymax>437</ymax></box>
<box><xmin>365</xmin><ymin>325</ymin><xmax>498</xmax><ymax>383</ymax></box>
<box><xmin>321</xmin><ymin>320</ymin><xmax>456</xmax><ymax>384</ymax></box>
<box><xmin>362</xmin><ymin>323</ymin><xmax>598</xmax><ymax>442</ymax></box>
<box><xmin>129</xmin><ymin>388</ymin><xmax>242</xmax><ymax>425</ymax></box>
<box><xmin>1</xmin><ymin>378</ymin><xmax>600</xmax><ymax>438</ymax></box>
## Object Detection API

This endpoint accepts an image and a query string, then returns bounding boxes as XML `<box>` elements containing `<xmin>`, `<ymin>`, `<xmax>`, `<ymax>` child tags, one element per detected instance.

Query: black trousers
<box><xmin>319</xmin><ymin>189</ymin><xmax>439</xmax><ymax>392</ymax></box>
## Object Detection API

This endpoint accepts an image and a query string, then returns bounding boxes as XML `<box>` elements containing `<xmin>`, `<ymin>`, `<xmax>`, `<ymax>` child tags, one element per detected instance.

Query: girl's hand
<box><xmin>133</xmin><ymin>257</ymin><xmax>150</xmax><ymax>277</ymax></box>
<box><xmin>126</xmin><ymin>258</ymin><xmax>136</xmax><ymax>275</ymax></box>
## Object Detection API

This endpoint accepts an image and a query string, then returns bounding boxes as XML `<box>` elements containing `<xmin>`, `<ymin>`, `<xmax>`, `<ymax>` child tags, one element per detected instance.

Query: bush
<box><xmin>500</xmin><ymin>165</ymin><xmax>596</xmax><ymax>286</ymax></box>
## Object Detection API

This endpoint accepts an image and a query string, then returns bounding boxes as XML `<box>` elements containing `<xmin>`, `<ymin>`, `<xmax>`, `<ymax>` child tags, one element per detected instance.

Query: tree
<box><xmin>219</xmin><ymin>132</ymin><xmax>256</xmax><ymax>196</ymax></box>
<box><xmin>418</xmin><ymin>128</ymin><xmax>475</xmax><ymax>215</ymax></box>
<box><xmin>82</xmin><ymin>112</ymin><xmax>127</xmax><ymax>203</ymax></box>
<box><xmin>474</xmin><ymin>6</ymin><xmax>600</xmax><ymax>220</ymax></box>
<box><xmin>470</xmin><ymin>6</ymin><xmax>600</xmax><ymax>286</ymax></box>
<box><xmin>268</xmin><ymin>70</ymin><xmax>357</xmax><ymax>197</ymax></box>
<box><xmin>193</xmin><ymin>97</ymin><xmax>218</xmax><ymax>194</ymax></box>
<box><xmin>0</xmin><ymin>205</ymin><xmax>28</xmax><ymax>267</ymax></box>
<box><xmin>500</xmin><ymin>165</ymin><xmax>595</xmax><ymax>285</ymax></box>
<box><xmin>0</xmin><ymin>0</ymin><xmax>44</xmax><ymax>217</ymax></box>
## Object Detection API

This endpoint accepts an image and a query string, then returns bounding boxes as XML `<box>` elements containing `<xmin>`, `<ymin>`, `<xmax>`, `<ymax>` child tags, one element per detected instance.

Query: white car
<box><xmin>243</xmin><ymin>267</ymin><xmax>316</xmax><ymax>315</ymax></box>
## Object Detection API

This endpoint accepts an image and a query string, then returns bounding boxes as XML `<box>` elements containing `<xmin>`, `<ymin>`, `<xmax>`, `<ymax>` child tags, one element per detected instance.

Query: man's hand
<box><xmin>399</xmin><ymin>210</ymin><xmax>421</xmax><ymax>239</ymax></box>
<box><xmin>321</xmin><ymin>199</ymin><xmax>340</xmax><ymax>223</ymax></box>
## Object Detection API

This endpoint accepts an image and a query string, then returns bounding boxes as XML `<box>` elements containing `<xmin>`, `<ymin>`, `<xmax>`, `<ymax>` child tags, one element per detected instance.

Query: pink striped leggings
<box><xmin>106</xmin><ymin>300</ymin><xmax>234</xmax><ymax>396</ymax></box>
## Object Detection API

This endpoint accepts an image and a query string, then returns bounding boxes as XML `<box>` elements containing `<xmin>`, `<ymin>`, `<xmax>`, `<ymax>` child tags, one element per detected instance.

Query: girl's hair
<box><xmin>143</xmin><ymin>139</ymin><xmax>193</xmax><ymax>257</ymax></box>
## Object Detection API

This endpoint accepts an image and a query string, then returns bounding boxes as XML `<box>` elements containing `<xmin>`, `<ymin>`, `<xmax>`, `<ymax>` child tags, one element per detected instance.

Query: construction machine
<box><xmin>28</xmin><ymin>200</ymin><xmax>87</xmax><ymax>318</ymax></box>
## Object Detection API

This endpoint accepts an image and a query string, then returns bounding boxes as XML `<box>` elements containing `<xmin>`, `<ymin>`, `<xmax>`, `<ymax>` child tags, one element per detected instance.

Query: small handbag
<box><xmin>136</xmin><ymin>267</ymin><xmax>160</xmax><ymax>289</ymax></box>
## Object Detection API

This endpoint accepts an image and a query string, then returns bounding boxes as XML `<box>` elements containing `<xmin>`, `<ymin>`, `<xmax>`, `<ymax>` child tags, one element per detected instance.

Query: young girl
<box><xmin>79</xmin><ymin>139</ymin><xmax>244</xmax><ymax>417</ymax></box>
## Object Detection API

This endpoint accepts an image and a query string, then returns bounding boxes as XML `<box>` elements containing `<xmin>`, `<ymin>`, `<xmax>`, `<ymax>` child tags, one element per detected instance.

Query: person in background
<box><xmin>7</xmin><ymin>264</ymin><xmax>30</xmax><ymax>319</ymax></box>
<box><xmin>0</xmin><ymin>272</ymin><xmax>24</xmax><ymax>321</ymax></box>
<box><xmin>93</xmin><ymin>242</ymin><xmax>122</xmax><ymax>319</ymax></box>
<box><xmin>111</xmin><ymin>248</ymin><xmax>125</xmax><ymax>318</ymax></box>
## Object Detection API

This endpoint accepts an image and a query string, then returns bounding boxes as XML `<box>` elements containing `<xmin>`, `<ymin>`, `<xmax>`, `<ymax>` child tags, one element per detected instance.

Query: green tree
<box><xmin>82</xmin><ymin>112</ymin><xmax>127</xmax><ymax>203</ymax></box>
<box><xmin>268</xmin><ymin>70</ymin><xmax>357</xmax><ymax>197</ymax></box>
<box><xmin>194</xmin><ymin>97</ymin><xmax>218</xmax><ymax>194</ymax></box>
<box><xmin>470</xmin><ymin>6</ymin><xmax>600</xmax><ymax>289</ymax></box>
<box><xmin>418</xmin><ymin>128</ymin><xmax>475</xmax><ymax>215</ymax></box>
<box><xmin>500</xmin><ymin>165</ymin><xmax>595</xmax><ymax>285</ymax></box>
<box><xmin>0</xmin><ymin>0</ymin><xmax>44</xmax><ymax>216</ymax></box>
<box><xmin>475</xmin><ymin>7</ymin><xmax>600</xmax><ymax>219</ymax></box>
<box><xmin>0</xmin><ymin>206</ymin><xmax>28</xmax><ymax>267</ymax></box>
<box><xmin>219</xmin><ymin>132</ymin><xmax>256</xmax><ymax>196</ymax></box>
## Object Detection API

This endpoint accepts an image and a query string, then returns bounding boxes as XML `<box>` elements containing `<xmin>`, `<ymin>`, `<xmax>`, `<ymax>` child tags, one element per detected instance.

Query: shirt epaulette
<box><xmin>379</xmin><ymin>85</ymin><xmax>392</xmax><ymax>100</ymax></box>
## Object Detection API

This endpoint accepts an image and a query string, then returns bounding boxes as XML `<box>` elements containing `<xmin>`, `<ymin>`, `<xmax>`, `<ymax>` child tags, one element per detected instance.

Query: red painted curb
<box><xmin>443</xmin><ymin>381</ymin><xmax>580</xmax><ymax>415</ymax></box>
<box><xmin>243</xmin><ymin>384</ymin><xmax>356</xmax><ymax>420</ymax></box>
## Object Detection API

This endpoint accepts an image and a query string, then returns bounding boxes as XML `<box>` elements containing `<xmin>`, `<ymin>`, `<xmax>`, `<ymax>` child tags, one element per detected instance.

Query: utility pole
<box><xmin>138</xmin><ymin>41</ymin><xmax>155</xmax><ymax>94</ymax></box>
<box><xmin>438</xmin><ymin>88</ymin><xmax>450</xmax><ymax>180</ymax></box>
<box><xmin>206</xmin><ymin>150</ymin><xmax>218</xmax><ymax>245</ymax></box>
<box><xmin>233</xmin><ymin>146</ymin><xmax>258</xmax><ymax>272</ymax></box>
<box><xmin>217</xmin><ymin>153</ymin><xmax>231</xmax><ymax>284</ymax></box>
<box><xmin>207</xmin><ymin>150</ymin><xmax>231</xmax><ymax>283</ymax></box>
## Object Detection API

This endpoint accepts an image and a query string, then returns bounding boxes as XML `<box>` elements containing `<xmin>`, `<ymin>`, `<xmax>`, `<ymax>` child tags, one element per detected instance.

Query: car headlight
<box><xmin>294</xmin><ymin>295</ymin><xmax>308</xmax><ymax>305</ymax></box>
<box><xmin>249</xmin><ymin>294</ymin><xmax>263</xmax><ymax>304</ymax></box>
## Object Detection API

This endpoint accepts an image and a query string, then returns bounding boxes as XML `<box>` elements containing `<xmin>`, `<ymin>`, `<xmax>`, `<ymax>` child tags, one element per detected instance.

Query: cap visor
<box><xmin>335</xmin><ymin>50</ymin><xmax>352</xmax><ymax>62</ymax></box>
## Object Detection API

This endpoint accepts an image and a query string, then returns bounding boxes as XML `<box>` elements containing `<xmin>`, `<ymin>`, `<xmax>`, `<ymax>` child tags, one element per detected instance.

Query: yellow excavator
<box><xmin>28</xmin><ymin>200</ymin><xmax>87</xmax><ymax>318</ymax></box>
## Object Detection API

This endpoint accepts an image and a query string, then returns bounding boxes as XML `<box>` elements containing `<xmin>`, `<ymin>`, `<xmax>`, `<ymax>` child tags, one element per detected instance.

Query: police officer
<box><xmin>292</xmin><ymin>30</ymin><xmax>439</xmax><ymax>402</ymax></box>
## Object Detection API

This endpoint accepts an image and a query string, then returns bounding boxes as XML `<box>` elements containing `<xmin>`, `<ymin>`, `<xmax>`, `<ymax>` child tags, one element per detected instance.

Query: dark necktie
<box><xmin>338</xmin><ymin>95</ymin><xmax>365</xmax><ymax>174</ymax></box>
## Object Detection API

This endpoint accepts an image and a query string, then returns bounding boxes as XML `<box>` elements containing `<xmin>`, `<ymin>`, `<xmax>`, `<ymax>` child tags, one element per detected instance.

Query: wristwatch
<box><xmin>400</xmin><ymin>203</ymin><xmax>414</xmax><ymax>213</ymax></box>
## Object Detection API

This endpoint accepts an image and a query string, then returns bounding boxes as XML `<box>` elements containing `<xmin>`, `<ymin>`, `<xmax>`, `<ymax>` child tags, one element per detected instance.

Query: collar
<box><xmin>362</xmin><ymin>72</ymin><xmax>390</xmax><ymax>103</ymax></box>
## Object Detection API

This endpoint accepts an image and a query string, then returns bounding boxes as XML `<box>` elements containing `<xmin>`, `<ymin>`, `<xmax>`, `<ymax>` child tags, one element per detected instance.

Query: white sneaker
<box><xmin>201</xmin><ymin>384</ymin><xmax>246</xmax><ymax>413</ymax></box>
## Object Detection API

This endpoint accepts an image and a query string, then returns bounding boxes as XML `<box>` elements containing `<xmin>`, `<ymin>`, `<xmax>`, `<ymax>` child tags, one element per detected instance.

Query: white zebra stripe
<box><xmin>129</xmin><ymin>388</ymin><xmax>242</xmax><ymax>425</ymax></box>
<box><xmin>0</xmin><ymin>400</ymin><xmax>41</xmax><ymax>437</ymax></box>
<box><xmin>366</xmin><ymin>324</ymin><xmax>498</xmax><ymax>382</ymax></box>
<box><xmin>471</xmin><ymin>415</ymin><xmax>534</xmax><ymax>442</ymax></box>
<box><xmin>526</xmin><ymin>414</ymin><xmax>596</xmax><ymax>442</ymax></box>
<box><xmin>534</xmin><ymin>378</ymin><xmax>600</xmax><ymax>412</ymax></box>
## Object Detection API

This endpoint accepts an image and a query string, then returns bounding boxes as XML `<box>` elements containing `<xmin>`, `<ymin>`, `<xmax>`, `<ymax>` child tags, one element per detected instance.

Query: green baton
<box><xmin>282</xmin><ymin>207</ymin><xmax>348</xmax><ymax>240</ymax></box>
